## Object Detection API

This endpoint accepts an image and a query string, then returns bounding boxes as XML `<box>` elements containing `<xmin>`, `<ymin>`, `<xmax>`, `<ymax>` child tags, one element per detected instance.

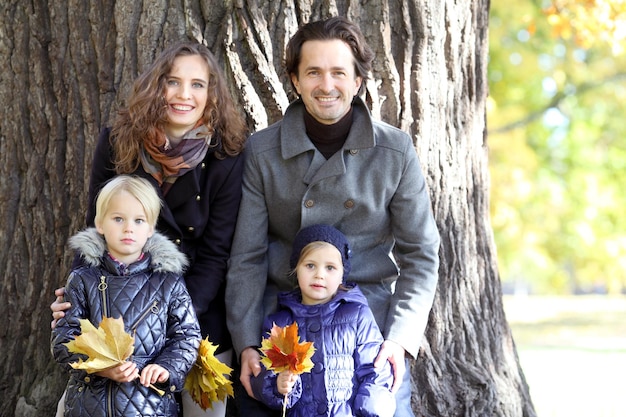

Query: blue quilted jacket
<box><xmin>251</xmin><ymin>284</ymin><xmax>396</xmax><ymax>417</ymax></box>
<box><xmin>51</xmin><ymin>228</ymin><xmax>201</xmax><ymax>417</ymax></box>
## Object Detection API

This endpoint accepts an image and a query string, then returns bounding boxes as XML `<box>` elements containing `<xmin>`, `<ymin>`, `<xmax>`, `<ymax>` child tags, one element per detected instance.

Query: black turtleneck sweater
<box><xmin>303</xmin><ymin>107</ymin><xmax>354</xmax><ymax>159</ymax></box>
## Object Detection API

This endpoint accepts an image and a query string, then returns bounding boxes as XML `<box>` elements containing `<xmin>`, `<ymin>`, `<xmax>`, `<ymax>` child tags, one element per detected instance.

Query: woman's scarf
<box><xmin>141</xmin><ymin>124</ymin><xmax>214</xmax><ymax>188</ymax></box>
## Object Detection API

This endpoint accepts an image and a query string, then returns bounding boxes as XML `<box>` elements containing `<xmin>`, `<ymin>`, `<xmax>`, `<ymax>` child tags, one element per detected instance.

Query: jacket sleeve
<box><xmin>385</xmin><ymin>137</ymin><xmax>440</xmax><ymax>358</ymax></box>
<box><xmin>50</xmin><ymin>271</ymin><xmax>93</xmax><ymax>382</ymax></box>
<box><xmin>225</xmin><ymin>145</ymin><xmax>270</xmax><ymax>355</ymax></box>
<box><xmin>152</xmin><ymin>277</ymin><xmax>201</xmax><ymax>390</ymax></box>
<box><xmin>352</xmin><ymin>305</ymin><xmax>396</xmax><ymax>417</ymax></box>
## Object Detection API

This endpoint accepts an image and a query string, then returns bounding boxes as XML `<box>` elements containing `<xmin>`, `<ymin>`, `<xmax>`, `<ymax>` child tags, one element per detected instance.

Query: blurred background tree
<box><xmin>488</xmin><ymin>0</ymin><xmax>626</xmax><ymax>295</ymax></box>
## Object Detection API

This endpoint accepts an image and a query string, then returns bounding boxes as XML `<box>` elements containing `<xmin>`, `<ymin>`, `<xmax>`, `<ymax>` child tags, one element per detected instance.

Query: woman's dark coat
<box><xmin>85</xmin><ymin>128</ymin><xmax>243</xmax><ymax>352</ymax></box>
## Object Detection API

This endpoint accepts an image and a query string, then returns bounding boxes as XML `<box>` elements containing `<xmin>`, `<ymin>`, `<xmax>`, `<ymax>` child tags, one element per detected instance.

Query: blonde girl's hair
<box><xmin>111</xmin><ymin>41</ymin><xmax>247</xmax><ymax>174</ymax></box>
<box><xmin>94</xmin><ymin>175</ymin><xmax>162</xmax><ymax>227</ymax></box>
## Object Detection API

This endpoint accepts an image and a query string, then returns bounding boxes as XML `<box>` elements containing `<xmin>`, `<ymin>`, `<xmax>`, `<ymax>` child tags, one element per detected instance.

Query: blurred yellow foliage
<box><xmin>544</xmin><ymin>0</ymin><xmax>626</xmax><ymax>53</ymax></box>
<box><xmin>488</xmin><ymin>1</ymin><xmax>626</xmax><ymax>294</ymax></box>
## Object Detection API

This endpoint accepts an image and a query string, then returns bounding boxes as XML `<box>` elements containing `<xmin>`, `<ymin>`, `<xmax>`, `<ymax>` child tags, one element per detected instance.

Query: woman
<box><xmin>52</xmin><ymin>41</ymin><xmax>247</xmax><ymax>417</ymax></box>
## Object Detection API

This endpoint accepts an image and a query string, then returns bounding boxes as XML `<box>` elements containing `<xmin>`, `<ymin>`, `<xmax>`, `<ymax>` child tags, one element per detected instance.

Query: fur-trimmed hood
<box><xmin>69</xmin><ymin>228</ymin><xmax>188</xmax><ymax>275</ymax></box>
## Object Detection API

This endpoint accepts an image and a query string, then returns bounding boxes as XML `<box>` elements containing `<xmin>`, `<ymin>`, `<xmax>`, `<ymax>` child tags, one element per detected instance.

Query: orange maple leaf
<box><xmin>259</xmin><ymin>322</ymin><xmax>315</xmax><ymax>375</ymax></box>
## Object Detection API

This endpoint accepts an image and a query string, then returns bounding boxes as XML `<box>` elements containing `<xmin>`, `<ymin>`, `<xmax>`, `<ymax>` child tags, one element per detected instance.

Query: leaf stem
<box><xmin>149</xmin><ymin>383</ymin><xmax>165</xmax><ymax>396</ymax></box>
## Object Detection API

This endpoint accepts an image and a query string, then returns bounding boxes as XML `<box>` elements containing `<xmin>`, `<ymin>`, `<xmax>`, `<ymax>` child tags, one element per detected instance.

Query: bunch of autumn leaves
<box><xmin>65</xmin><ymin>317</ymin><xmax>314</xmax><ymax>412</ymax></box>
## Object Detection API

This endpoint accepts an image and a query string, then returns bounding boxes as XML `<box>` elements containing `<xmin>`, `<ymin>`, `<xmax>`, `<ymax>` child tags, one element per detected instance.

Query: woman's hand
<box><xmin>50</xmin><ymin>287</ymin><xmax>71</xmax><ymax>329</ymax></box>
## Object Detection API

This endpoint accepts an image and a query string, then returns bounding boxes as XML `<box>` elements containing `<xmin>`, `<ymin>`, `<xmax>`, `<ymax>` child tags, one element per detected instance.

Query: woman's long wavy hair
<box><xmin>111</xmin><ymin>42</ymin><xmax>247</xmax><ymax>174</ymax></box>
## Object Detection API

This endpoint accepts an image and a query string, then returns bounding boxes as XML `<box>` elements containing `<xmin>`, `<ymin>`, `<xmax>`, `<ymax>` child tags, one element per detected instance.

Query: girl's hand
<box><xmin>276</xmin><ymin>370</ymin><xmax>297</xmax><ymax>395</ymax></box>
<box><xmin>140</xmin><ymin>364</ymin><xmax>170</xmax><ymax>387</ymax></box>
<box><xmin>96</xmin><ymin>361</ymin><xmax>139</xmax><ymax>383</ymax></box>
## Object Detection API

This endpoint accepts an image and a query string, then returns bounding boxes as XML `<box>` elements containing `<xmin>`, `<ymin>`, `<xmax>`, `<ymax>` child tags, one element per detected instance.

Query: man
<box><xmin>225</xmin><ymin>16</ymin><xmax>440</xmax><ymax>417</ymax></box>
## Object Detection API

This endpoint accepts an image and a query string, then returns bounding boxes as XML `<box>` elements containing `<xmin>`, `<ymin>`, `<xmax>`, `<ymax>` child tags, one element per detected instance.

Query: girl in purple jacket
<box><xmin>251</xmin><ymin>224</ymin><xmax>396</xmax><ymax>417</ymax></box>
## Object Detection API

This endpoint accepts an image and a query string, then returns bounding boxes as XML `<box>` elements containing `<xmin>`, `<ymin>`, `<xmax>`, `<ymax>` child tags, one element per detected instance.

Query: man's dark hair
<box><xmin>285</xmin><ymin>16</ymin><xmax>374</xmax><ymax>95</ymax></box>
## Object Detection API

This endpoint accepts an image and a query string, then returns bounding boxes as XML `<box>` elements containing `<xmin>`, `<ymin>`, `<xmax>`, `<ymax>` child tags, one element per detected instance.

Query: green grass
<box><xmin>503</xmin><ymin>295</ymin><xmax>626</xmax><ymax>417</ymax></box>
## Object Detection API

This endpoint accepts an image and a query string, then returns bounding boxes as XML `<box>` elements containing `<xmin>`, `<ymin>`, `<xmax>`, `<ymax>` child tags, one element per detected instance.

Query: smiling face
<box><xmin>96</xmin><ymin>190</ymin><xmax>154</xmax><ymax>265</ymax></box>
<box><xmin>290</xmin><ymin>39</ymin><xmax>362</xmax><ymax>125</ymax></box>
<box><xmin>163</xmin><ymin>54</ymin><xmax>210</xmax><ymax>140</ymax></box>
<box><xmin>296</xmin><ymin>243</ymin><xmax>344</xmax><ymax>305</ymax></box>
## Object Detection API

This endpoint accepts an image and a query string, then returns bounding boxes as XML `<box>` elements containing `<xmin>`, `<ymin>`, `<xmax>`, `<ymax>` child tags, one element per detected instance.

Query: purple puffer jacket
<box><xmin>251</xmin><ymin>283</ymin><xmax>396</xmax><ymax>417</ymax></box>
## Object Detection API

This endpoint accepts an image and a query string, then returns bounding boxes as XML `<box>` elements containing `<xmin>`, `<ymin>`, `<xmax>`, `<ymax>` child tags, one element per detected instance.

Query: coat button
<box><xmin>174</xmin><ymin>239</ymin><xmax>181</xmax><ymax>245</ymax></box>
<box><xmin>201</xmin><ymin>163</ymin><xmax>206</xmax><ymax>169</ymax></box>
<box><xmin>344</xmin><ymin>199</ymin><xmax>354</xmax><ymax>209</ymax></box>
<box><xmin>308</xmin><ymin>321</ymin><xmax>321</xmax><ymax>332</ymax></box>
<box><xmin>170</xmin><ymin>385</ymin><xmax>176</xmax><ymax>392</ymax></box>
<box><xmin>349</xmin><ymin>149</ymin><xmax>358</xmax><ymax>155</ymax></box>
<box><xmin>196</xmin><ymin>195</ymin><xmax>201</xmax><ymax>201</ymax></box>
<box><xmin>188</xmin><ymin>226</ymin><xmax>194</xmax><ymax>232</ymax></box>
<box><xmin>304</xmin><ymin>199</ymin><xmax>315</xmax><ymax>208</ymax></box>
<box><xmin>84</xmin><ymin>376</ymin><xmax>90</xmax><ymax>383</ymax></box>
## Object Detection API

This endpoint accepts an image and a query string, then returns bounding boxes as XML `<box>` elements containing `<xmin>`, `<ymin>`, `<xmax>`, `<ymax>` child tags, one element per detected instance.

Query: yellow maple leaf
<box><xmin>184</xmin><ymin>337</ymin><xmax>234</xmax><ymax>410</ymax></box>
<box><xmin>64</xmin><ymin>316</ymin><xmax>164</xmax><ymax>396</ymax></box>
<box><xmin>259</xmin><ymin>322</ymin><xmax>315</xmax><ymax>375</ymax></box>
<box><xmin>64</xmin><ymin>316</ymin><xmax>134</xmax><ymax>373</ymax></box>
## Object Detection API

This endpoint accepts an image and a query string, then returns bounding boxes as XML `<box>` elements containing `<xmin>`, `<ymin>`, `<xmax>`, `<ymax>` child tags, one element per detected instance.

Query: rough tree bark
<box><xmin>0</xmin><ymin>1</ymin><xmax>536</xmax><ymax>416</ymax></box>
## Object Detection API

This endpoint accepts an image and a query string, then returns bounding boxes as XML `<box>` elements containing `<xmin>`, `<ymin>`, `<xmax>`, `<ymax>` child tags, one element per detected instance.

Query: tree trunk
<box><xmin>0</xmin><ymin>1</ymin><xmax>536</xmax><ymax>416</ymax></box>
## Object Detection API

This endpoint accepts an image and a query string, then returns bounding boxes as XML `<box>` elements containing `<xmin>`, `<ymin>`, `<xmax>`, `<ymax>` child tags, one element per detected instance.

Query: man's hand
<box><xmin>374</xmin><ymin>339</ymin><xmax>406</xmax><ymax>393</ymax></box>
<box><xmin>50</xmin><ymin>287</ymin><xmax>71</xmax><ymax>329</ymax></box>
<box><xmin>239</xmin><ymin>347</ymin><xmax>262</xmax><ymax>398</ymax></box>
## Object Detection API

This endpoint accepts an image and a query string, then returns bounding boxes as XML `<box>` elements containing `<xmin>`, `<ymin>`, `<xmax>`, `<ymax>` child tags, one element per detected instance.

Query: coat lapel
<box><xmin>280</xmin><ymin>98</ymin><xmax>375</xmax><ymax>187</ymax></box>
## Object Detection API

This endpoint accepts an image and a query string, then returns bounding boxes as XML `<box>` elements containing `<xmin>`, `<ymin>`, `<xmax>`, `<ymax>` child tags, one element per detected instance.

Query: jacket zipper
<box><xmin>98</xmin><ymin>274</ymin><xmax>159</xmax><ymax>414</ymax></box>
<box><xmin>98</xmin><ymin>275</ymin><xmax>108</xmax><ymax>317</ymax></box>
<box><xmin>98</xmin><ymin>275</ymin><xmax>114</xmax><ymax>417</ymax></box>
<box><xmin>129</xmin><ymin>300</ymin><xmax>159</xmax><ymax>332</ymax></box>
<box><xmin>106</xmin><ymin>384</ymin><xmax>113</xmax><ymax>417</ymax></box>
